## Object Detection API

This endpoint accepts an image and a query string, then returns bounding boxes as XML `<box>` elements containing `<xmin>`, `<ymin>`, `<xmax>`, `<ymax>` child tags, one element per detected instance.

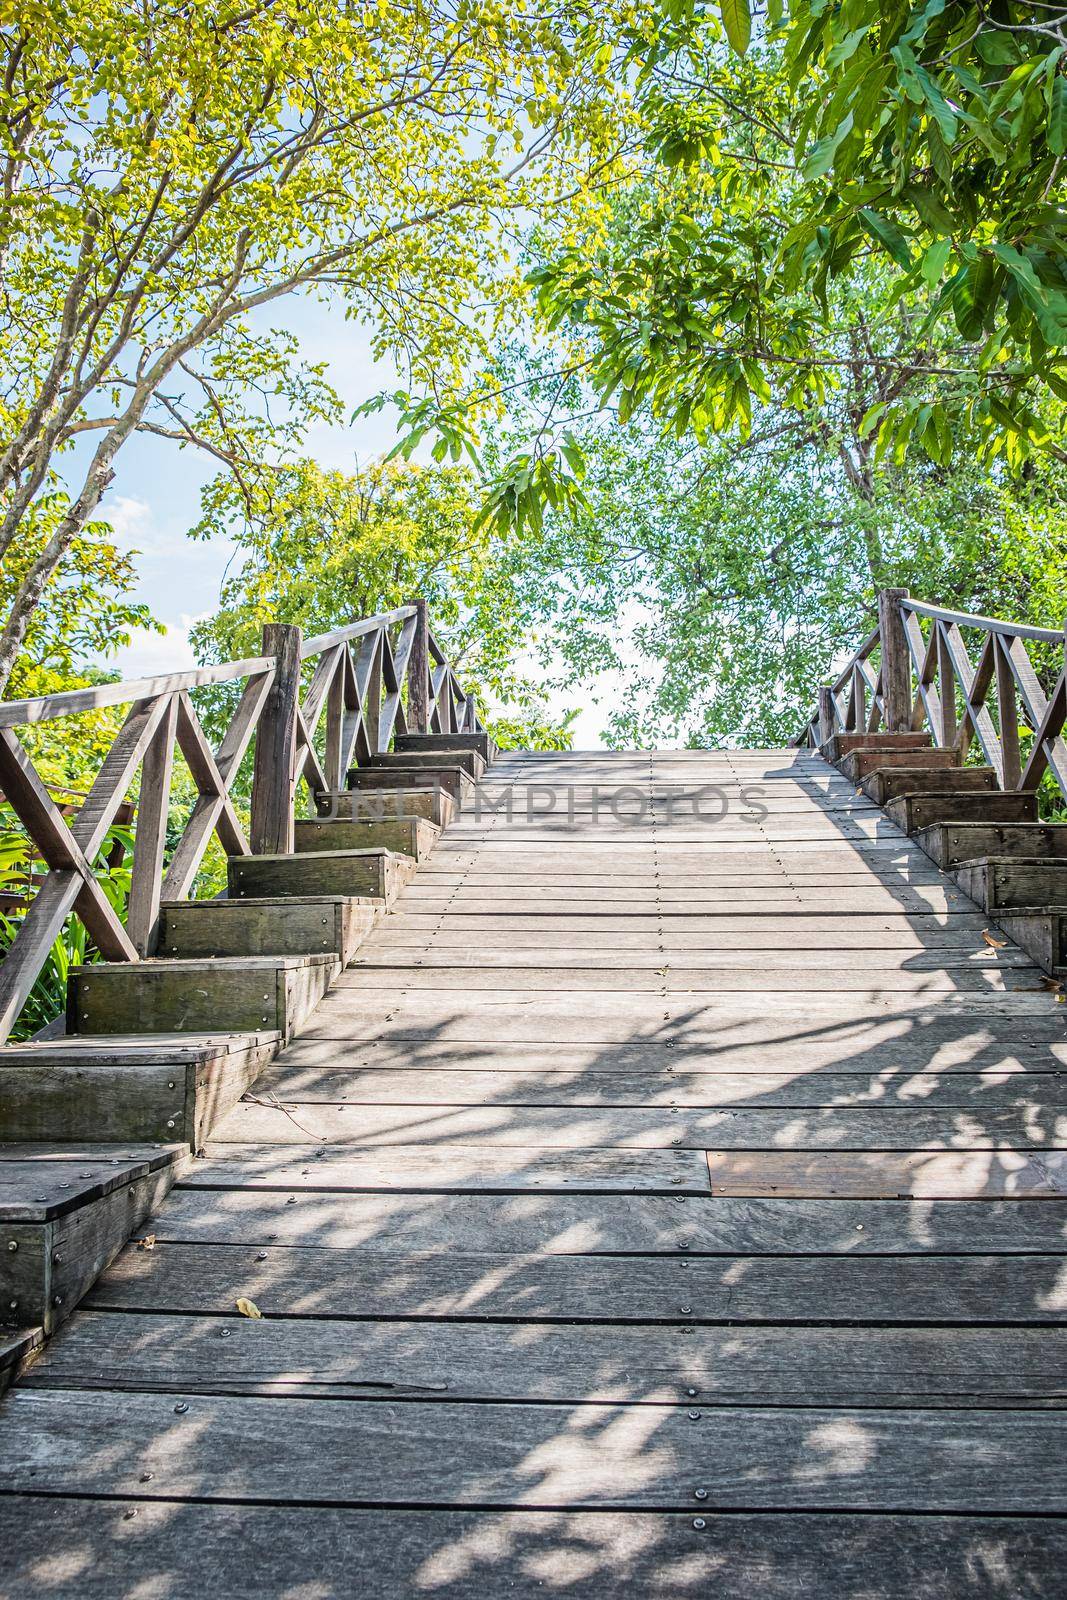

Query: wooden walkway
<box><xmin>3</xmin><ymin>747</ymin><xmax>1067</xmax><ymax>1595</ymax></box>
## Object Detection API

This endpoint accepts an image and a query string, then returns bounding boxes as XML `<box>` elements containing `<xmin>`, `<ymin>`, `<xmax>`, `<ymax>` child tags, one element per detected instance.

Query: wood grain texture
<box><xmin>2</xmin><ymin>1388</ymin><xmax>1065</xmax><ymax>1512</ymax></box>
<box><xmin>86</xmin><ymin>1241</ymin><xmax>1067</xmax><ymax>1323</ymax></box>
<box><xmin>1</xmin><ymin>1501</ymin><xmax>1062</xmax><ymax>1600</ymax></box>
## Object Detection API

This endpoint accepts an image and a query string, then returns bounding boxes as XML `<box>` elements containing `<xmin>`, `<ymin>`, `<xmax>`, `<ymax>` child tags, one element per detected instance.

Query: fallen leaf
<box><xmin>137</xmin><ymin>1234</ymin><xmax>156</xmax><ymax>1251</ymax></box>
<box><xmin>235</xmin><ymin>1297</ymin><xmax>262</xmax><ymax>1319</ymax></box>
<box><xmin>981</xmin><ymin>930</ymin><xmax>1008</xmax><ymax>950</ymax></box>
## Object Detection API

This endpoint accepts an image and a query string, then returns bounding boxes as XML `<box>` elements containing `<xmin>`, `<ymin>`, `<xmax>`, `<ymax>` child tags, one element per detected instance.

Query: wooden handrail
<box><xmin>0</xmin><ymin>600</ymin><xmax>482</xmax><ymax>1042</ymax></box>
<box><xmin>797</xmin><ymin>589</ymin><xmax>1067</xmax><ymax>807</ymax></box>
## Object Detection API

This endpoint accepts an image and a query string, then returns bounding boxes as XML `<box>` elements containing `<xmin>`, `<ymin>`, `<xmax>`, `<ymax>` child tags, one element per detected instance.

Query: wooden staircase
<box><xmin>825</xmin><ymin>731</ymin><xmax>1066</xmax><ymax>985</ymax></box>
<box><xmin>0</xmin><ymin>731</ymin><xmax>478</xmax><ymax>1376</ymax></box>
<box><xmin>0</xmin><ymin>604</ymin><xmax>486</xmax><ymax>1389</ymax></box>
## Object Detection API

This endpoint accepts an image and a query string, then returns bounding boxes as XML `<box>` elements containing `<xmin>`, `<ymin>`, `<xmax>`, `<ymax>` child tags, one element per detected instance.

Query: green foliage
<box><xmin>0</xmin><ymin>810</ymin><xmax>134</xmax><ymax>1038</ymax></box>
<box><xmin>0</xmin><ymin>0</ymin><xmax>636</xmax><ymax>690</ymax></box>
<box><xmin>190</xmin><ymin>456</ymin><xmax>576</xmax><ymax>753</ymax></box>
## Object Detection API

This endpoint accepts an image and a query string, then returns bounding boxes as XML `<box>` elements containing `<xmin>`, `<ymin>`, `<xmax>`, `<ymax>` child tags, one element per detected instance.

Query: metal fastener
<box><xmin>6</xmin><ymin>1241</ymin><xmax>16</xmax><ymax>1253</ymax></box>
<box><xmin>53</xmin><ymin>1296</ymin><xmax>63</xmax><ymax>1306</ymax></box>
<box><xmin>140</xmin><ymin>1472</ymin><xmax>154</xmax><ymax>1482</ymax></box>
<box><xmin>123</xmin><ymin>1509</ymin><xmax>138</xmax><ymax>1521</ymax></box>
<box><xmin>686</xmin><ymin>1387</ymin><xmax>698</xmax><ymax>1397</ymax></box>
<box><xmin>694</xmin><ymin>1488</ymin><xmax>707</xmax><ymax>1501</ymax></box>
<box><xmin>167</xmin><ymin>1082</ymin><xmax>176</xmax><ymax>1090</ymax></box>
<box><xmin>680</xmin><ymin>1305</ymin><xmax>692</xmax><ymax>1315</ymax></box>
<box><xmin>688</xmin><ymin>1410</ymin><xmax>701</xmax><ymax>1421</ymax></box>
<box><xmin>693</xmin><ymin>1518</ymin><xmax>706</xmax><ymax>1530</ymax></box>
<box><xmin>174</xmin><ymin>1402</ymin><xmax>189</xmax><ymax>1415</ymax></box>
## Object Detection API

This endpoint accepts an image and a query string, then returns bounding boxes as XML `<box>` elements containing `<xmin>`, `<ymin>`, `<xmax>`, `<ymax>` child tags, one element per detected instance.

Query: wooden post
<box><xmin>250</xmin><ymin>623</ymin><xmax>301</xmax><ymax>856</ymax></box>
<box><xmin>995</xmin><ymin>635</ymin><xmax>1021</xmax><ymax>790</ymax></box>
<box><xmin>817</xmin><ymin>685</ymin><xmax>835</xmax><ymax>748</ymax></box>
<box><xmin>127</xmin><ymin>693</ymin><xmax>178</xmax><ymax>955</ymax></box>
<box><xmin>877</xmin><ymin>587</ymin><xmax>911</xmax><ymax>733</ymax></box>
<box><xmin>407</xmin><ymin>597</ymin><xmax>429</xmax><ymax>735</ymax></box>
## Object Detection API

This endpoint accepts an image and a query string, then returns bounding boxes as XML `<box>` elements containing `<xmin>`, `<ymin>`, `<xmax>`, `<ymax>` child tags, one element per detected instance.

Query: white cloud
<box><xmin>98</xmin><ymin>494</ymin><xmax>153</xmax><ymax>543</ymax></box>
<box><xmin>108</xmin><ymin>615</ymin><xmax>205</xmax><ymax>680</ymax></box>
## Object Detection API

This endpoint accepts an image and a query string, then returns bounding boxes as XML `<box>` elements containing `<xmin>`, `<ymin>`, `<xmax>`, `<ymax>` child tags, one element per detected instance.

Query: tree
<box><xmin>191</xmin><ymin>457</ymin><xmax>578</xmax><ymax>749</ymax></box>
<box><xmin>466</xmin><ymin>2</ymin><xmax>1067</xmax><ymax>513</ymax></box>
<box><xmin>491</xmin><ymin>330</ymin><xmax>1067</xmax><ymax>747</ymax></box>
<box><xmin>0</xmin><ymin>0</ymin><xmax>636</xmax><ymax>692</ymax></box>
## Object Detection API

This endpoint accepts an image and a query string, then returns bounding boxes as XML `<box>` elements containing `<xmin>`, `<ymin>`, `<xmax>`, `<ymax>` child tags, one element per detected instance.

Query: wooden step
<box><xmin>862</xmin><ymin>766</ymin><xmax>997</xmax><ymax>805</ymax></box>
<box><xmin>314</xmin><ymin>787</ymin><xmax>454</xmax><ymax>828</ymax></box>
<box><xmin>839</xmin><ymin>747</ymin><xmax>961</xmax><ymax>782</ymax></box>
<box><xmin>366</xmin><ymin>747</ymin><xmax>486</xmax><ymax>781</ymax></box>
<box><xmin>952</xmin><ymin>857</ymin><xmax>1067</xmax><ymax>916</ymax></box>
<box><xmin>68</xmin><ymin>955</ymin><xmax>337</xmax><ymax>1042</ymax></box>
<box><xmin>0</xmin><ymin>1032</ymin><xmax>277</xmax><ymax>1145</ymax></box>
<box><xmin>393</xmin><ymin>730</ymin><xmax>496</xmax><ymax>764</ymax></box>
<box><xmin>0</xmin><ymin>1142</ymin><xmax>181</xmax><ymax>1334</ymax></box>
<box><xmin>884</xmin><ymin>790</ymin><xmax>1040</xmax><ymax>835</ymax></box>
<box><xmin>160</xmin><ymin>897</ymin><xmax>378</xmax><ymax>964</ymax></box>
<box><xmin>345</xmin><ymin>764</ymin><xmax>476</xmax><ymax>807</ymax></box>
<box><xmin>993</xmin><ymin>911</ymin><xmax>1067</xmax><ymax>976</ymax></box>
<box><xmin>229</xmin><ymin>847</ymin><xmax>414</xmax><ymax>905</ymax></box>
<box><xmin>0</xmin><ymin>1327</ymin><xmax>40</xmax><ymax>1397</ymax></box>
<box><xmin>914</xmin><ymin>822</ymin><xmax>1067</xmax><ymax>871</ymax></box>
<box><xmin>294</xmin><ymin>816</ymin><xmax>438</xmax><ymax>863</ymax></box>
<box><xmin>824</xmin><ymin>732</ymin><xmax>932</xmax><ymax>762</ymax></box>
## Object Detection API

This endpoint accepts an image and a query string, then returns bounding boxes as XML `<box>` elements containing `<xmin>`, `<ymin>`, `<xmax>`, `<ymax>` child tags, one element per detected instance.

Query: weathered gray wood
<box><xmin>878</xmin><ymin>588</ymin><xmax>912</xmax><ymax>732</ymax></box>
<box><xmin>406</xmin><ymin>594</ymin><xmax>430</xmax><ymax>734</ymax></box>
<box><xmin>126</xmin><ymin>694</ymin><xmax>177</xmax><ymax>955</ymax></box>
<box><xmin>0</xmin><ymin>1037</ymin><xmax>273</xmax><ymax>1145</ymax></box>
<box><xmin>29</xmin><ymin>1311</ymin><xmax>1067</xmax><ymax>1405</ymax></box>
<box><xmin>840</xmin><ymin>747</ymin><xmax>961</xmax><ymax>782</ymax></box>
<box><xmin>2</xmin><ymin>1501</ymin><xmax>1062</xmax><ymax>1600</ymax></box>
<box><xmin>186</xmin><ymin>1140</ymin><xmax>1067</xmax><ymax>1198</ymax></box>
<box><xmin>994</xmin><ymin>910</ymin><xmax>1066</xmax><ymax>975</ymax></box>
<box><xmin>395</xmin><ymin>730</ymin><xmax>494</xmax><ymax>762</ymax></box>
<box><xmin>159</xmin><ymin>896</ymin><xmax>376</xmax><ymax>964</ymax></box>
<box><xmin>860</xmin><ymin>766</ymin><xmax>998</xmax><ymax>805</ymax></box>
<box><xmin>228</xmin><ymin>848</ymin><xmax>412</xmax><ymax>904</ymax></box>
<box><xmin>249</xmin><ymin>622</ymin><xmax>301</xmax><ymax>856</ymax></box>
<box><xmin>316</xmin><ymin>786</ymin><xmax>455</xmax><ymax>827</ymax></box>
<box><xmin>67</xmin><ymin>955</ymin><xmax>336</xmax><ymax>1042</ymax></box>
<box><xmin>884</xmin><ymin>790</ymin><xmax>1039</xmax><ymax>835</ymax></box>
<box><xmin>346</xmin><ymin>763</ymin><xmax>476</xmax><ymax>805</ymax></box>
<box><xmin>108</xmin><ymin>1187</ymin><xmax>1067</xmax><ymax>1256</ymax></box>
<box><xmin>214</xmin><ymin>1098</ymin><xmax>1066</xmax><ymax>1151</ymax></box>
<box><xmin>1</xmin><ymin>1153</ymin><xmax>179</xmax><ymax>1332</ymax></box>
<box><xmin>0</xmin><ymin>655</ymin><xmax>274</xmax><ymax>725</ymax></box>
<box><xmin>915</xmin><ymin>822</ymin><xmax>1067</xmax><ymax>871</ymax></box>
<box><xmin>187</xmin><ymin>1143</ymin><xmax>713</xmax><ymax>1193</ymax></box>
<box><xmin>954</xmin><ymin>857</ymin><xmax>1067</xmax><ymax>913</ymax></box>
<box><xmin>368</xmin><ymin>747</ymin><xmax>486</xmax><ymax>780</ymax></box>
<box><xmin>294</xmin><ymin>816</ymin><xmax>438</xmax><ymax>861</ymax></box>
<box><xmin>334</xmin><ymin>963</ymin><xmax>1040</xmax><ymax>994</ymax></box>
<box><xmin>2</xmin><ymin>1388</ymin><xmax>1064</xmax><ymax>1511</ymax></box>
<box><xmin>247</xmin><ymin>1064</ymin><xmax>1066</xmax><ymax>1110</ymax></box>
<box><xmin>86</xmin><ymin>1242</ymin><xmax>1067</xmax><ymax>1328</ymax></box>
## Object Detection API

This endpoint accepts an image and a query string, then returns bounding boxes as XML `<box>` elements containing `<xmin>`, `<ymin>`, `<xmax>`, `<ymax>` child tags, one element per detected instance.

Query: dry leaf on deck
<box><xmin>235</xmin><ymin>1297</ymin><xmax>262</xmax><ymax>1319</ymax></box>
<box><xmin>137</xmin><ymin>1234</ymin><xmax>156</xmax><ymax>1251</ymax></box>
<box><xmin>981</xmin><ymin>930</ymin><xmax>1008</xmax><ymax>950</ymax></box>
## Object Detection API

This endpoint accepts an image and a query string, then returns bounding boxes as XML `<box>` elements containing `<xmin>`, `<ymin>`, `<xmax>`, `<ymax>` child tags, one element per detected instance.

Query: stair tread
<box><xmin>0</xmin><ymin>1031</ymin><xmax>280</xmax><ymax>1063</ymax></box>
<box><xmin>0</xmin><ymin>1143</ymin><xmax>183</xmax><ymax>1221</ymax></box>
<box><xmin>74</xmin><ymin>954</ymin><xmax>338</xmax><ymax>973</ymax></box>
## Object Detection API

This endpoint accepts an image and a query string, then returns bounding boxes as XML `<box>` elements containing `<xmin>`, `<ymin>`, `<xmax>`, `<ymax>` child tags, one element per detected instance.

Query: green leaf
<box><xmin>719</xmin><ymin>0</ymin><xmax>751</xmax><ymax>57</ymax></box>
<box><xmin>921</xmin><ymin>236</ymin><xmax>952</xmax><ymax>287</ymax></box>
<box><xmin>858</xmin><ymin>207</ymin><xmax>913</xmax><ymax>269</ymax></box>
<box><xmin>1050</xmin><ymin>74</ymin><xmax>1067</xmax><ymax>154</ymax></box>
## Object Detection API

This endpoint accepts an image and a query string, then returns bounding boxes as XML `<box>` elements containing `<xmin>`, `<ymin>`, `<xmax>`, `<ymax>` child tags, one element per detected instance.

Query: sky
<box><xmin>97</xmin><ymin>292</ymin><xmax>624</xmax><ymax>747</ymax></box>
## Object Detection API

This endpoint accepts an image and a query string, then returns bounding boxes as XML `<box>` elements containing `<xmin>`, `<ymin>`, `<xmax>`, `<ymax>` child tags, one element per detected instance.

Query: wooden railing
<box><xmin>0</xmin><ymin>601</ymin><xmax>481</xmax><ymax>1042</ymax></box>
<box><xmin>797</xmin><ymin>587</ymin><xmax>1067</xmax><ymax>805</ymax></box>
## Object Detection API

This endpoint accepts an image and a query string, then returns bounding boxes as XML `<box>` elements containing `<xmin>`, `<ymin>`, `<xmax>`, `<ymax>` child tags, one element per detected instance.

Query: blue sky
<box><xmin>94</xmin><ymin>292</ymin><xmax>626</xmax><ymax>745</ymax></box>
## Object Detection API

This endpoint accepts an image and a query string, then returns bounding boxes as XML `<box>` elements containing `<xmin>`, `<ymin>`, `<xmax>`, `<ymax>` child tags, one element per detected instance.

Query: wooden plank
<box><xmin>702</xmin><ymin>1148</ymin><xmax>1067</xmax><ymax>1198</ymax></box>
<box><xmin>87</xmin><ymin>1238</ymin><xmax>1067</xmax><ymax>1321</ymax></box>
<box><xmin>333</xmin><ymin>967</ymin><xmax>1042</xmax><ymax>995</ymax></box>
<box><xmin>28</xmin><ymin>1312</ymin><xmax>1067</xmax><ymax>1406</ymax></box>
<box><xmin>185</xmin><ymin>1144</ymin><xmax>713</xmax><ymax>1193</ymax></box>
<box><xmin>0</xmin><ymin>1501</ymin><xmax>1061</xmax><ymax>1600</ymax></box>
<box><xmin>247</xmin><ymin>1064</ymin><xmax>1067</xmax><ymax>1110</ymax></box>
<box><xmin>110</xmin><ymin>1187</ymin><xmax>1067</xmax><ymax>1256</ymax></box>
<box><xmin>249</xmin><ymin>622</ymin><xmax>301</xmax><ymax>856</ymax></box>
<box><xmin>2</xmin><ymin>1388</ymin><xmax>1065</xmax><ymax>1511</ymax></box>
<box><xmin>214</xmin><ymin>1099</ymin><xmax>1067</xmax><ymax>1152</ymax></box>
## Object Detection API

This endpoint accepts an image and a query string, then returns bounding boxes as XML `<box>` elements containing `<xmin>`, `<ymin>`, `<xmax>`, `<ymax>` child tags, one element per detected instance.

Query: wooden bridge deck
<box><xmin>3</xmin><ymin>747</ymin><xmax>1067</xmax><ymax>1595</ymax></box>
